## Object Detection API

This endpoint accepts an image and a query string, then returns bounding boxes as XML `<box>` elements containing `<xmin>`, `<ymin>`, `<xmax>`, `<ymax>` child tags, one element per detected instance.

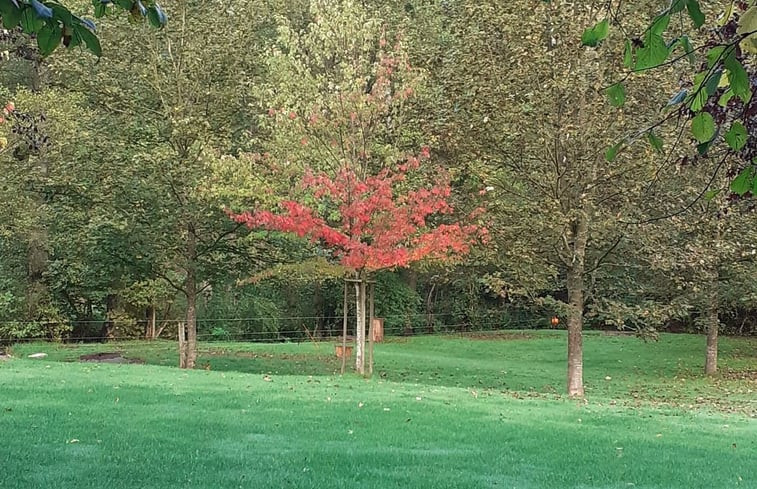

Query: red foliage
<box><xmin>230</xmin><ymin>153</ymin><xmax>484</xmax><ymax>272</ymax></box>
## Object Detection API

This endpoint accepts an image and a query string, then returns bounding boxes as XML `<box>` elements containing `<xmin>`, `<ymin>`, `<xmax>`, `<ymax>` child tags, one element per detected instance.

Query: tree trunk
<box><xmin>102</xmin><ymin>294</ymin><xmax>117</xmax><ymax>341</ymax></box>
<box><xmin>566</xmin><ymin>212</ymin><xmax>588</xmax><ymax>397</ymax></box>
<box><xmin>145</xmin><ymin>305</ymin><xmax>156</xmax><ymax>339</ymax></box>
<box><xmin>704</xmin><ymin>268</ymin><xmax>719</xmax><ymax>375</ymax></box>
<box><xmin>179</xmin><ymin>225</ymin><xmax>198</xmax><ymax>369</ymax></box>
<box><xmin>566</xmin><ymin>266</ymin><xmax>585</xmax><ymax>397</ymax></box>
<box><xmin>185</xmin><ymin>278</ymin><xmax>198</xmax><ymax>368</ymax></box>
<box><xmin>355</xmin><ymin>277</ymin><xmax>366</xmax><ymax>375</ymax></box>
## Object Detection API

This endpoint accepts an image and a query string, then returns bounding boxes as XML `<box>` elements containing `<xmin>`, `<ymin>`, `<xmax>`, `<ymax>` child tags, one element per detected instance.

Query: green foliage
<box><xmin>374</xmin><ymin>272</ymin><xmax>422</xmax><ymax>332</ymax></box>
<box><xmin>198</xmin><ymin>283</ymin><xmax>283</xmax><ymax>340</ymax></box>
<box><xmin>690</xmin><ymin>112</ymin><xmax>715</xmax><ymax>143</ymax></box>
<box><xmin>725</xmin><ymin>121</ymin><xmax>748</xmax><ymax>151</ymax></box>
<box><xmin>730</xmin><ymin>167</ymin><xmax>755</xmax><ymax>196</ymax></box>
<box><xmin>646</xmin><ymin>131</ymin><xmax>663</xmax><ymax>153</ymax></box>
<box><xmin>580</xmin><ymin>19</ymin><xmax>609</xmax><ymax>47</ymax></box>
<box><xmin>0</xmin><ymin>0</ymin><xmax>166</xmax><ymax>57</ymax></box>
<box><xmin>686</xmin><ymin>0</ymin><xmax>705</xmax><ymax>28</ymax></box>
<box><xmin>606</xmin><ymin>83</ymin><xmax>626</xmax><ymax>107</ymax></box>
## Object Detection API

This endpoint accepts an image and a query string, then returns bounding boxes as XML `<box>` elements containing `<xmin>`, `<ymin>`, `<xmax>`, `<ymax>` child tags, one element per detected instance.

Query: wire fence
<box><xmin>0</xmin><ymin>311</ymin><xmax>553</xmax><ymax>344</ymax></box>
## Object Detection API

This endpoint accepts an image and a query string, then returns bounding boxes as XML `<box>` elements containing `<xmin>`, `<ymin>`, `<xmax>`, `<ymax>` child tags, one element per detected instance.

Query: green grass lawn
<box><xmin>1</xmin><ymin>331</ymin><xmax>756</xmax><ymax>488</ymax></box>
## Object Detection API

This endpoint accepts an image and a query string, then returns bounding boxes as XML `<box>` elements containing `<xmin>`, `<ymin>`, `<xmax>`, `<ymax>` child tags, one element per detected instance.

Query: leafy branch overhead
<box><xmin>581</xmin><ymin>0</ymin><xmax>755</xmax><ymax>189</ymax></box>
<box><xmin>0</xmin><ymin>0</ymin><xmax>167</xmax><ymax>57</ymax></box>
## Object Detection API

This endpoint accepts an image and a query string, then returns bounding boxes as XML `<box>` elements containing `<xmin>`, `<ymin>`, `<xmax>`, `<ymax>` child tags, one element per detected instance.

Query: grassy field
<box><xmin>1</xmin><ymin>331</ymin><xmax>755</xmax><ymax>488</ymax></box>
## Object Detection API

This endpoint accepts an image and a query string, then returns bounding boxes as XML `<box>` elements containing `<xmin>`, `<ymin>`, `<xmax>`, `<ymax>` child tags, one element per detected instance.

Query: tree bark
<box><xmin>704</xmin><ymin>267</ymin><xmax>719</xmax><ymax>375</ymax></box>
<box><xmin>355</xmin><ymin>277</ymin><xmax>366</xmax><ymax>375</ymax></box>
<box><xmin>102</xmin><ymin>294</ymin><xmax>117</xmax><ymax>341</ymax></box>
<box><xmin>145</xmin><ymin>305</ymin><xmax>157</xmax><ymax>339</ymax></box>
<box><xmin>179</xmin><ymin>224</ymin><xmax>198</xmax><ymax>369</ymax></box>
<box><xmin>566</xmin><ymin>212</ymin><xmax>588</xmax><ymax>397</ymax></box>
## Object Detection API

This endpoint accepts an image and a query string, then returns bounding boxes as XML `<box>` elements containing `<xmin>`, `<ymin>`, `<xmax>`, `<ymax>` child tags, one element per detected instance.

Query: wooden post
<box><xmin>178</xmin><ymin>322</ymin><xmax>187</xmax><ymax>368</ymax></box>
<box><xmin>340</xmin><ymin>280</ymin><xmax>348</xmax><ymax>375</ymax></box>
<box><xmin>368</xmin><ymin>282</ymin><xmax>375</xmax><ymax>376</ymax></box>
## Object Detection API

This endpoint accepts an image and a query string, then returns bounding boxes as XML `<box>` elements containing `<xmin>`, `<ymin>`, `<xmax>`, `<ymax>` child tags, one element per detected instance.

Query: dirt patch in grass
<box><xmin>79</xmin><ymin>352</ymin><xmax>144</xmax><ymax>364</ymax></box>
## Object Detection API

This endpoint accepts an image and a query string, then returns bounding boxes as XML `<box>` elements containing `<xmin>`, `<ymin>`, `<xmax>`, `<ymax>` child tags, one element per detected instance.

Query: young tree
<box><xmin>230</xmin><ymin>0</ymin><xmax>484</xmax><ymax>374</ymax></box>
<box><xmin>636</xmin><ymin>164</ymin><xmax>757</xmax><ymax>374</ymax></box>
<box><xmin>232</xmin><ymin>153</ymin><xmax>482</xmax><ymax>374</ymax></box>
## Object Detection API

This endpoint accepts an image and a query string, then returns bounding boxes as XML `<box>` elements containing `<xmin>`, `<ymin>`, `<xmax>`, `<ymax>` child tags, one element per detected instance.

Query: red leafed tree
<box><xmin>227</xmin><ymin>2</ymin><xmax>485</xmax><ymax>374</ymax></box>
<box><xmin>230</xmin><ymin>151</ymin><xmax>484</xmax><ymax>374</ymax></box>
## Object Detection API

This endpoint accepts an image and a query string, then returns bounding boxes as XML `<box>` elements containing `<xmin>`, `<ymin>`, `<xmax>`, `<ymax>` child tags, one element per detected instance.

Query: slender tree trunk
<box><xmin>355</xmin><ymin>277</ymin><xmax>366</xmax><ymax>375</ymax></box>
<box><xmin>145</xmin><ymin>305</ymin><xmax>156</xmax><ymax>339</ymax></box>
<box><xmin>185</xmin><ymin>276</ymin><xmax>198</xmax><ymax>368</ymax></box>
<box><xmin>566</xmin><ymin>213</ymin><xmax>588</xmax><ymax>397</ymax></box>
<box><xmin>180</xmin><ymin>224</ymin><xmax>198</xmax><ymax>369</ymax></box>
<box><xmin>566</xmin><ymin>266</ymin><xmax>584</xmax><ymax>397</ymax></box>
<box><xmin>704</xmin><ymin>267</ymin><xmax>719</xmax><ymax>375</ymax></box>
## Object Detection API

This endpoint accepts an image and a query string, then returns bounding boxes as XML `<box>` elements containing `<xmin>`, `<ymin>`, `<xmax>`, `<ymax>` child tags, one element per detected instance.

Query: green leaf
<box><xmin>635</xmin><ymin>34</ymin><xmax>669</xmax><ymax>70</ymax></box>
<box><xmin>686</xmin><ymin>0</ymin><xmax>705</xmax><ymax>28</ymax></box>
<box><xmin>581</xmin><ymin>19</ymin><xmax>609</xmax><ymax>47</ymax></box>
<box><xmin>0</xmin><ymin>1</ymin><xmax>22</xmax><ymax>28</ymax></box>
<box><xmin>680</xmin><ymin>35</ymin><xmax>695</xmax><ymax>64</ymax></box>
<box><xmin>704</xmin><ymin>189</ymin><xmax>721</xmax><ymax>200</ymax></box>
<box><xmin>50</xmin><ymin>4</ymin><xmax>72</xmax><ymax>25</ymax></box>
<box><xmin>669</xmin><ymin>0</ymin><xmax>687</xmax><ymax>14</ymax></box>
<box><xmin>650</xmin><ymin>14</ymin><xmax>670</xmax><ymax>36</ymax></box>
<box><xmin>696</xmin><ymin>140</ymin><xmax>712</xmax><ymax>155</ymax></box>
<box><xmin>688</xmin><ymin>72</ymin><xmax>708</xmax><ymax>111</ymax></box>
<box><xmin>718</xmin><ymin>88</ymin><xmax>734</xmax><ymax>106</ymax></box>
<box><xmin>647</xmin><ymin>131</ymin><xmax>664</xmax><ymax>153</ymax></box>
<box><xmin>146</xmin><ymin>6</ymin><xmax>161</xmax><ymax>28</ymax></box>
<box><xmin>704</xmin><ymin>69</ymin><xmax>722</xmax><ymax>96</ymax></box>
<box><xmin>606</xmin><ymin>83</ymin><xmax>626</xmax><ymax>108</ymax></box>
<box><xmin>724</xmin><ymin>56</ymin><xmax>752</xmax><ymax>103</ymax></box>
<box><xmin>605</xmin><ymin>142</ymin><xmax>622</xmax><ymax>162</ymax></box>
<box><xmin>691</xmin><ymin>112</ymin><xmax>715</xmax><ymax>143</ymax></box>
<box><xmin>73</xmin><ymin>23</ymin><xmax>101</xmax><ymax>56</ymax></box>
<box><xmin>37</xmin><ymin>22</ymin><xmax>62</xmax><ymax>56</ymax></box>
<box><xmin>94</xmin><ymin>2</ymin><xmax>106</xmax><ymax>17</ymax></box>
<box><xmin>706</xmin><ymin>46</ymin><xmax>725</xmax><ymax>68</ymax></box>
<box><xmin>113</xmin><ymin>0</ymin><xmax>133</xmax><ymax>10</ymax></box>
<box><xmin>731</xmin><ymin>167</ymin><xmax>754</xmax><ymax>196</ymax></box>
<box><xmin>725</xmin><ymin>121</ymin><xmax>748</xmax><ymax>151</ymax></box>
<box><xmin>20</xmin><ymin>7</ymin><xmax>44</xmax><ymax>33</ymax></box>
<box><xmin>623</xmin><ymin>39</ymin><xmax>633</xmax><ymax>69</ymax></box>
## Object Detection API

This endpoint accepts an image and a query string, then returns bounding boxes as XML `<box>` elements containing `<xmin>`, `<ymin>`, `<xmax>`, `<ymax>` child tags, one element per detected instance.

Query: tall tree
<box><xmin>50</xmin><ymin>0</ymin><xmax>271</xmax><ymax>366</ymax></box>
<box><xmin>422</xmin><ymin>0</ymin><xmax>667</xmax><ymax>396</ymax></box>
